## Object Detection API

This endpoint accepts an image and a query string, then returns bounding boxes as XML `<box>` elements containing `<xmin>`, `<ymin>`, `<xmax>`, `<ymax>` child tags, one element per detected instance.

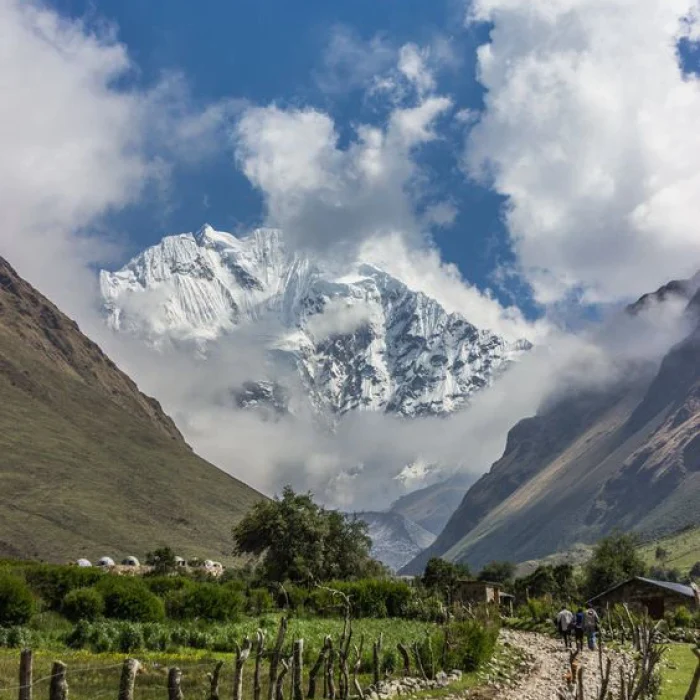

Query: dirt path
<box><xmin>484</xmin><ymin>629</ymin><xmax>633</xmax><ymax>700</ymax></box>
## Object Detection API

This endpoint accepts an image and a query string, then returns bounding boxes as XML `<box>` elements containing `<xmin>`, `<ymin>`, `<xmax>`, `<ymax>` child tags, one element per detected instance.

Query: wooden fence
<box><xmin>7</xmin><ymin>617</ymin><xmax>433</xmax><ymax>700</ymax></box>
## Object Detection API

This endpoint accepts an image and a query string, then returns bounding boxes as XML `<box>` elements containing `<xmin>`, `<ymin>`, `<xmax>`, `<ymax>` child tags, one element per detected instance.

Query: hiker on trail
<box><xmin>574</xmin><ymin>607</ymin><xmax>585</xmax><ymax>652</ymax></box>
<box><xmin>555</xmin><ymin>605</ymin><xmax>574</xmax><ymax>649</ymax></box>
<box><xmin>583</xmin><ymin>605</ymin><xmax>600</xmax><ymax>651</ymax></box>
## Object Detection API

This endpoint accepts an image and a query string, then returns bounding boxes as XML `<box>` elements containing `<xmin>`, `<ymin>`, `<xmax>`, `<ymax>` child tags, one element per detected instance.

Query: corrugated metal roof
<box><xmin>636</xmin><ymin>577</ymin><xmax>695</xmax><ymax>597</ymax></box>
<box><xmin>588</xmin><ymin>576</ymin><xmax>695</xmax><ymax>604</ymax></box>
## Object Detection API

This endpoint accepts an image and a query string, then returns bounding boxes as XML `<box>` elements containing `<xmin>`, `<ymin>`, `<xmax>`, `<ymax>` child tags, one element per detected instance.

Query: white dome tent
<box><xmin>122</xmin><ymin>556</ymin><xmax>140</xmax><ymax>566</ymax></box>
<box><xmin>97</xmin><ymin>556</ymin><xmax>115</xmax><ymax>567</ymax></box>
<box><xmin>76</xmin><ymin>558</ymin><xmax>92</xmax><ymax>568</ymax></box>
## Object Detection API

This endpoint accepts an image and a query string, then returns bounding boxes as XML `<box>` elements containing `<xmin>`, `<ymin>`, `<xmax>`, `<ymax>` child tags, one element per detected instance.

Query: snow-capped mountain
<box><xmin>101</xmin><ymin>225</ymin><xmax>529</xmax><ymax>418</ymax></box>
<box><xmin>354</xmin><ymin>511</ymin><xmax>437</xmax><ymax>572</ymax></box>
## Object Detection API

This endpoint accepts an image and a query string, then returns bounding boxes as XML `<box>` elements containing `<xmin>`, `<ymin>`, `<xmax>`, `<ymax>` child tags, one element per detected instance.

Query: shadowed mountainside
<box><xmin>0</xmin><ymin>256</ymin><xmax>263</xmax><ymax>563</ymax></box>
<box><xmin>403</xmin><ymin>276</ymin><xmax>700</xmax><ymax>573</ymax></box>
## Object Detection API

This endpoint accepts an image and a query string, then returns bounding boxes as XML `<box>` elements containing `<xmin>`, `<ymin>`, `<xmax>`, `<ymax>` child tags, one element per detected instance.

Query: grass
<box><xmin>659</xmin><ymin>643</ymin><xmax>699</xmax><ymax>700</ymax></box>
<box><xmin>638</xmin><ymin>526</ymin><xmax>700</xmax><ymax>575</ymax></box>
<box><xmin>0</xmin><ymin>257</ymin><xmax>263</xmax><ymax>565</ymax></box>
<box><xmin>0</xmin><ymin>615</ymin><xmax>455</xmax><ymax>700</ymax></box>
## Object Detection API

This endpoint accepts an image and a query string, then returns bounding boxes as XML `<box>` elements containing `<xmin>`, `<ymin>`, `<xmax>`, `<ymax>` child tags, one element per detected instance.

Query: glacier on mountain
<box><xmin>100</xmin><ymin>225</ymin><xmax>530</xmax><ymax>418</ymax></box>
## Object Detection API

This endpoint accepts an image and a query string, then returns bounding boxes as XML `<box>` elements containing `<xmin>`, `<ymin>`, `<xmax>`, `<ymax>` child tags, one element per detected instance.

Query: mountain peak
<box><xmin>101</xmin><ymin>225</ymin><xmax>529</xmax><ymax>417</ymax></box>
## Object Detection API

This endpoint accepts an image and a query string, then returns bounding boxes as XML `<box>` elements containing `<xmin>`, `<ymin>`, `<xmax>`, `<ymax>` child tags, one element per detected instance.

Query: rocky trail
<box><xmin>454</xmin><ymin>630</ymin><xmax>633</xmax><ymax>700</ymax></box>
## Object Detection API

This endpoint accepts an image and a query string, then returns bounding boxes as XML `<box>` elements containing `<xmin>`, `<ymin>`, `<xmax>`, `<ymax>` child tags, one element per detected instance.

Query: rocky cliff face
<box><xmin>402</xmin><ymin>276</ymin><xmax>700</xmax><ymax>573</ymax></box>
<box><xmin>100</xmin><ymin>225</ymin><xmax>529</xmax><ymax>419</ymax></box>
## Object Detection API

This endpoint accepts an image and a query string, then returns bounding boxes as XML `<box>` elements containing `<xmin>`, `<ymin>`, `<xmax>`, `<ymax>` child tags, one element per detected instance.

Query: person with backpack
<box><xmin>574</xmin><ymin>607</ymin><xmax>585</xmax><ymax>651</ymax></box>
<box><xmin>584</xmin><ymin>605</ymin><xmax>600</xmax><ymax>650</ymax></box>
<box><xmin>555</xmin><ymin>605</ymin><xmax>575</xmax><ymax>648</ymax></box>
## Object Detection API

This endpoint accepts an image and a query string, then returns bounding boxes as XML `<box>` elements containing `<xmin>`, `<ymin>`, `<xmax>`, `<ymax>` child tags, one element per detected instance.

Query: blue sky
<box><xmin>50</xmin><ymin>0</ymin><xmax>522</xmax><ymax>312</ymax></box>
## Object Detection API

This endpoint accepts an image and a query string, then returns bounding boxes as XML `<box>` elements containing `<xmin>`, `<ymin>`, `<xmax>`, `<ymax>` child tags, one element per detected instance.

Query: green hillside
<box><xmin>638</xmin><ymin>526</ymin><xmax>700</xmax><ymax>575</ymax></box>
<box><xmin>0</xmin><ymin>256</ymin><xmax>263</xmax><ymax>563</ymax></box>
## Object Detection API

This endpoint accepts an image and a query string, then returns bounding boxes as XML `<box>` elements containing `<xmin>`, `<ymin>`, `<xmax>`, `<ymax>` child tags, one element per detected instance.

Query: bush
<box><xmin>247</xmin><ymin>588</ymin><xmax>274</xmax><ymax>615</ymax></box>
<box><xmin>96</xmin><ymin>578</ymin><xmax>164</xmax><ymax>622</ymax></box>
<box><xmin>25</xmin><ymin>565</ymin><xmax>103</xmax><ymax>610</ymax></box>
<box><xmin>443</xmin><ymin>619</ymin><xmax>499</xmax><ymax>672</ymax></box>
<box><xmin>673</xmin><ymin>605</ymin><xmax>694</xmax><ymax>629</ymax></box>
<box><xmin>144</xmin><ymin>575</ymin><xmax>194</xmax><ymax>597</ymax></box>
<box><xmin>62</xmin><ymin>588</ymin><xmax>104</xmax><ymax>622</ymax></box>
<box><xmin>171</xmin><ymin>584</ymin><xmax>244</xmax><ymax>622</ymax></box>
<box><xmin>0</xmin><ymin>573</ymin><xmax>34</xmax><ymax>626</ymax></box>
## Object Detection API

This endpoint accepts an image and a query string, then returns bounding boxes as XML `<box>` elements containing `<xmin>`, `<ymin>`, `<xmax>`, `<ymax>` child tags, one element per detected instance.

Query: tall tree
<box><xmin>584</xmin><ymin>533</ymin><xmax>646</xmax><ymax>598</ymax></box>
<box><xmin>233</xmin><ymin>487</ymin><xmax>380</xmax><ymax>583</ymax></box>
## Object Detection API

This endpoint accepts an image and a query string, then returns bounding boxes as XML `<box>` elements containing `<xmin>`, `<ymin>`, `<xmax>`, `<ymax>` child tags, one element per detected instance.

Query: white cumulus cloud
<box><xmin>465</xmin><ymin>0</ymin><xmax>700</xmax><ymax>304</ymax></box>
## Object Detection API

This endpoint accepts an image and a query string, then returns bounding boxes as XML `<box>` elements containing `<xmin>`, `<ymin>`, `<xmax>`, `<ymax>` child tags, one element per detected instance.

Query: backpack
<box><xmin>575</xmin><ymin>611</ymin><xmax>584</xmax><ymax>629</ymax></box>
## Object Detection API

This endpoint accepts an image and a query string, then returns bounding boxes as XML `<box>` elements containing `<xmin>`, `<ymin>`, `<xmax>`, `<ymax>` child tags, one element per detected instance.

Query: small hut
<box><xmin>75</xmin><ymin>558</ymin><xmax>92</xmax><ymax>568</ymax></box>
<box><xmin>121</xmin><ymin>556</ymin><xmax>140</xmax><ymax>567</ymax></box>
<box><xmin>453</xmin><ymin>579</ymin><xmax>502</xmax><ymax>606</ymax></box>
<box><xmin>588</xmin><ymin>576</ymin><xmax>698</xmax><ymax>619</ymax></box>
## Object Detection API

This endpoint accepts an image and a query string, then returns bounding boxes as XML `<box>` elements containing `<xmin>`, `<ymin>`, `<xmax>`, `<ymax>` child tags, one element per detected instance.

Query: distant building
<box><xmin>453</xmin><ymin>579</ymin><xmax>502</xmax><ymax>606</ymax></box>
<box><xmin>588</xmin><ymin>577</ymin><xmax>699</xmax><ymax>619</ymax></box>
<box><xmin>97</xmin><ymin>556</ymin><xmax>115</xmax><ymax>567</ymax></box>
<box><xmin>121</xmin><ymin>556</ymin><xmax>140</xmax><ymax>567</ymax></box>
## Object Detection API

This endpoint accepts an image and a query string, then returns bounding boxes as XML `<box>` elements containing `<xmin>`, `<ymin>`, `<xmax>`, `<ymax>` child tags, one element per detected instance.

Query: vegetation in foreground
<box><xmin>659</xmin><ymin>644</ymin><xmax>700</xmax><ymax>700</ymax></box>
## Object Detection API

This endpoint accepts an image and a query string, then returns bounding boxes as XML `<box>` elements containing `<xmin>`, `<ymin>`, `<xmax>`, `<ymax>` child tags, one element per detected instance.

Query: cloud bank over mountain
<box><xmin>1</xmin><ymin>0</ymin><xmax>699</xmax><ymax>511</ymax></box>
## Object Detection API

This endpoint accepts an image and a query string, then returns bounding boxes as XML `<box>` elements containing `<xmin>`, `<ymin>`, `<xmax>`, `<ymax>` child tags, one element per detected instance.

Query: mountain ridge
<box><xmin>0</xmin><ymin>255</ymin><xmax>263</xmax><ymax>562</ymax></box>
<box><xmin>402</xmin><ymin>276</ymin><xmax>700</xmax><ymax>573</ymax></box>
<box><xmin>100</xmin><ymin>224</ymin><xmax>530</xmax><ymax>419</ymax></box>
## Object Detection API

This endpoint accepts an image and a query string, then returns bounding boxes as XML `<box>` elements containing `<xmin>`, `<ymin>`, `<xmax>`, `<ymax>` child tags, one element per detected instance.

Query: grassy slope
<box><xmin>0</xmin><ymin>257</ymin><xmax>263</xmax><ymax>563</ymax></box>
<box><xmin>638</xmin><ymin>526</ymin><xmax>700</xmax><ymax>575</ymax></box>
<box><xmin>659</xmin><ymin>644</ymin><xmax>699</xmax><ymax>700</ymax></box>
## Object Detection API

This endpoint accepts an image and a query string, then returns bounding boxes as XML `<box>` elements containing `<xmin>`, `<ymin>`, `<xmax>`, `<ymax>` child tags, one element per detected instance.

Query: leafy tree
<box><xmin>584</xmin><ymin>533</ymin><xmax>646</xmax><ymax>598</ymax></box>
<box><xmin>145</xmin><ymin>546</ymin><xmax>178</xmax><ymax>574</ymax></box>
<box><xmin>477</xmin><ymin>561</ymin><xmax>515</xmax><ymax>586</ymax></box>
<box><xmin>96</xmin><ymin>577</ymin><xmax>164</xmax><ymax>622</ymax></box>
<box><xmin>0</xmin><ymin>573</ymin><xmax>34</xmax><ymax>626</ymax></box>
<box><xmin>422</xmin><ymin>558</ymin><xmax>471</xmax><ymax>598</ymax></box>
<box><xmin>232</xmin><ymin>486</ymin><xmax>380</xmax><ymax>583</ymax></box>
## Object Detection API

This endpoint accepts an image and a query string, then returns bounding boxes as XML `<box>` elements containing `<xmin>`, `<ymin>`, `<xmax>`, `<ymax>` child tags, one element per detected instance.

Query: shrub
<box><xmin>0</xmin><ymin>573</ymin><xmax>34</xmax><ymax>626</ymax></box>
<box><xmin>62</xmin><ymin>588</ymin><xmax>104</xmax><ymax>622</ymax></box>
<box><xmin>97</xmin><ymin>577</ymin><xmax>164</xmax><ymax>622</ymax></box>
<box><xmin>144</xmin><ymin>575</ymin><xmax>194</xmax><ymax>597</ymax></box>
<box><xmin>673</xmin><ymin>605</ymin><xmax>694</xmax><ymax>629</ymax></box>
<box><xmin>173</xmin><ymin>584</ymin><xmax>244</xmax><ymax>621</ymax></box>
<box><xmin>25</xmin><ymin>565</ymin><xmax>102</xmax><ymax>610</ymax></box>
<box><xmin>443</xmin><ymin>619</ymin><xmax>499</xmax><ymax>672</ymax></box>
<box><xmin>247</xmin><ymin>587</ymin><xmax>274</xmax><ymax>615</ymax></box>
<box><xmin>117</xmin><ymin>623</ymin><xmax>145</xmax><ymax>653</ymax></box>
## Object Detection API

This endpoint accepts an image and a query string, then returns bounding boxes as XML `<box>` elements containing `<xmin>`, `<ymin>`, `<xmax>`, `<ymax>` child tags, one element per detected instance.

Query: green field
<box><xmin>0</xmin><ymin>616</ymin><xmax>446</xmax><ymax>700</ymax></box>
<box><xmin>659</xmin><ymin>644</ymin><xmax>699</xmax><ymax>700</ymax></box>
<box><xmin>638</xmin><ymin>526</ymin><xmax>700</xmax><ymax>575</ymax></box>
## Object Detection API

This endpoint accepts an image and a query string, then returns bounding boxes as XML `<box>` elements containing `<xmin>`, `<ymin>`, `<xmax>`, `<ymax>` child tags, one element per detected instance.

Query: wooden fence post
<box><xmin>396</xmin><ymin>644</ymin><xmax>410</xmax><ymax>677</ymax></box>
<box><xmin>308</xmin><ymin>635</ymin><xmax>330</xmax><ymax>699</ymax></box>
<box><xmin>168</xmin><ymin>668</ymin><xmax>184</xmax><ymax>700</ymax></box>
<box><xmin>208</xmin><ymin>661</ymin><xmax>224</xmax><ymax>700</ymax></box>
<box><xmin>268</xmin><ymin>618</ymin><xmax>288</xmax><ymax>700</ymax></box>
<box><xmin>292</xmin><ymin>640</ymin><xmax>304</xmax><ymax>700</ymax></box>
<box><xmin>19</xmin><ymin>648</ymin><xmax>32</xmax><ymax>700</ymax></box>
<box><xmin>372</xmin><ymin>636</ymin><xmax>381</xmax><ymax>687</ymax></box>
<box><xmin>49</xmin><ymin>662</ymin><xmax>68</xmax><ymax>700</ymax></box>
<box><xmin>118</xmin><ymin>658</ymin><xmax>140</xmax><ymax>700</ymax></box>
<box><xmin>325</xmin><ymin>640</ymin><xmax>336</xmax><ymax>700</ymax></box>
<box><xmin>234</xmin><ymin>637</ymin><xmax>253</xmax><ymax>700</ymax></box>
<box><xmin>276</xmin><ymin>658</ymin><xmax>290</xmax><ymax>700</ymax></box>
<box><xmin>254</xmin><ymin>630</ymin><xmax>266</xmax><ymax>700</ymax></box>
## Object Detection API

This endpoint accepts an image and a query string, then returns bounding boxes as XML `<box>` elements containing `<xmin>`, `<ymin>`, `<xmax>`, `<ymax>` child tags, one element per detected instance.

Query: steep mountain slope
<box><xmin>403</xmin><ymin>278</ymin><xmax>700</xmax><ymax>573</ymax></box>
<box><xmin>0</xmin><ymin>256</ymin><xmax>263</xmax><ymax>563</ymax></box>
<box><xmin>389</xmin><ymin>473</ymin><xmax>476</xmax><ymax>535</ymax></box>
<box><xmin>355</xmin><ymin>511</ymin><xmax>436</xmax><ymax>572</ymax></box>
<box><xmin>101</xmin><ymin>225</ymin><xmax>529</xmax><ymax>418</ymax></box>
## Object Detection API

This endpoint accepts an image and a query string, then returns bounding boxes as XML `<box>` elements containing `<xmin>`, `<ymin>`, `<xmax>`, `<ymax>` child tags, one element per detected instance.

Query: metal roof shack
<box><xmin>453</xmin><ymin>579</ymin><xmax>502</xmax><ymax>605</ymax></box>
<box><xmin>588</xmin><ymin>577</ymin><xmax>699</xmax><ymax>619</ymax></box>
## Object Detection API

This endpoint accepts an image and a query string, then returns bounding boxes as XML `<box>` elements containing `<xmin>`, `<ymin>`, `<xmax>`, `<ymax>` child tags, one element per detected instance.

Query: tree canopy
<box><xmin>232</xmin><ymin>486</ymin><xmax>384</xmax><ymax>583</ymax></box>
<box><xmin>477</xmin><ymin>561</ymin><xmax>516</xmax><ymax>586</ymax></box>
<box><xmin>584</xmin><ymin>532</ymin><xmax>646</xmax><ymax>598</ymax></box>
<box><xmin>422</xmin><ymin>557</ymin><xmax>470</xmax><ymax>598</ymax></box>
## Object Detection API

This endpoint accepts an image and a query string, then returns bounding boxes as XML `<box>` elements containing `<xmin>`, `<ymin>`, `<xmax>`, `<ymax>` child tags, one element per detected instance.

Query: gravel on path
<box><xmin>488</xmin><ymin>629</ymin><xmax>634</xmax><ymax>700</ymax></box>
